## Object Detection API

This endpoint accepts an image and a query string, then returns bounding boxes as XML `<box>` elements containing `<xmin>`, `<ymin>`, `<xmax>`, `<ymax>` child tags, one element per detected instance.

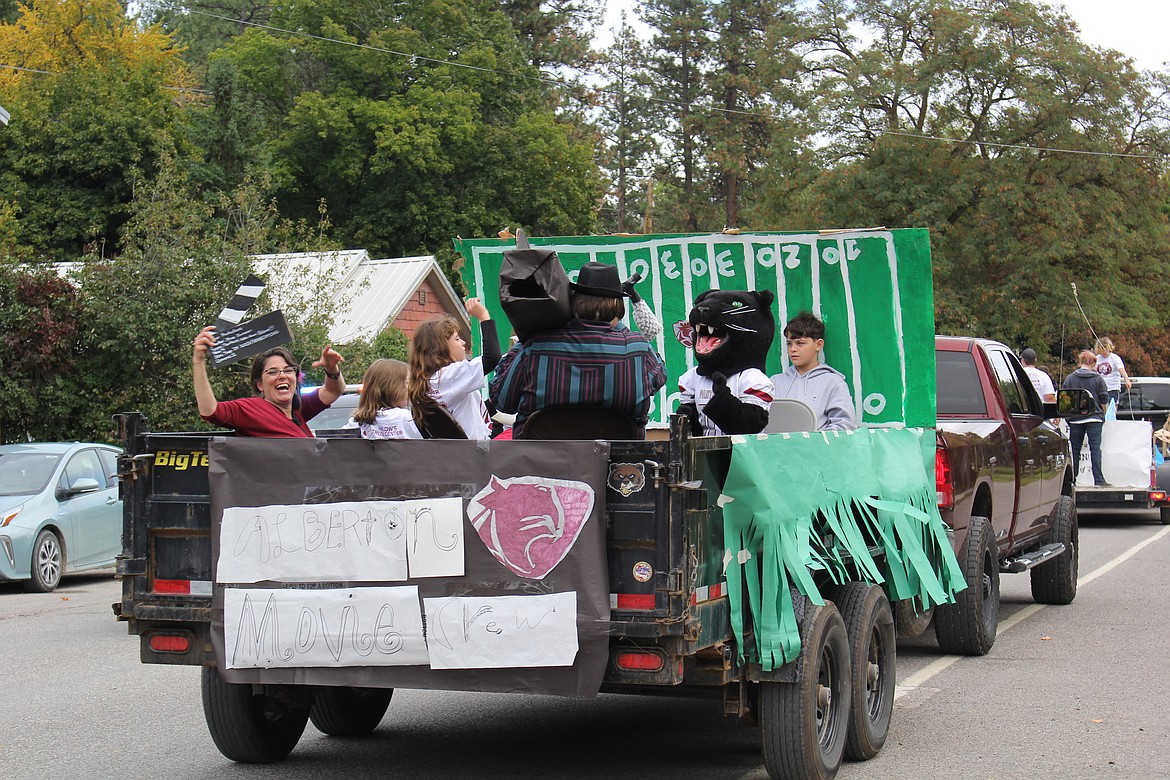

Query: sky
<box><xmin>600</xmin><ymin>0</ymin><xmax>1170</xmax><ymax>72</ymax></box>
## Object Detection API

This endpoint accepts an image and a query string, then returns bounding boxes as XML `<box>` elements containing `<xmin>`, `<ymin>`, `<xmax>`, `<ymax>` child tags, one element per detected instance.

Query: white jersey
<box><xmin>343</xmin><ymin>407</ymin><xmax>422</xmax><ymax>440</ymax></box>
<box><xmin>1024</xmin><ymin>365</ymin><xmax>1055</xmax><ymax>400</ymax></box>
<box><xmin>1095</xmin><ymin>353</ymin><xmax>1125</xmax><ymax>392</ymax></box>
<box><xmin>429</xmin><ymin>357</ymin><xmax>491</xmax><ymax>440</ymax></box>
<box><xmin>677</xmin><ymin>367</ymin><xmax>774</xmax><ymax>436</ymax></box>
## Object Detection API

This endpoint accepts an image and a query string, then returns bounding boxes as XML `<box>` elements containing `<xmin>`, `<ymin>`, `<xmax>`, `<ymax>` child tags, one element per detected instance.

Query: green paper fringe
<box><xmin>721</xmin><ymin>429</ymin><xmax>967</xmax><ymax>671</ymax></box>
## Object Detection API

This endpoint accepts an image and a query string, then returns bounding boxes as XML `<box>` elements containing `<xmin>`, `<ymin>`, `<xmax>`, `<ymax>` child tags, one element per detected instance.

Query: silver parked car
<box><xmin>0</xmin><ymin>442</ymin><xmax>122</xmax><ymax>592</ymax></box>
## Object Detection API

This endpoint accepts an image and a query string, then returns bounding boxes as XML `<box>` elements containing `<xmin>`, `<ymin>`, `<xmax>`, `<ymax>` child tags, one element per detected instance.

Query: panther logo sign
<box><xmin>467</xmin><ymin>476</ymin><xmax>595</xmax><ymax>580</ymax></box>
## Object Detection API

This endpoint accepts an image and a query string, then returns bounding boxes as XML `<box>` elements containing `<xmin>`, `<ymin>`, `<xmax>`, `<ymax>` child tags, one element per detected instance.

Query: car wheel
<box><xmin>1030</xmin><ymin>495</ymin><xmax>1078</xmax><ymax>605</ymax></box>
<box><xmin>934</xmin><ymin>516</ymin><xmax>999</xmax><ymax>656</ymax></box>
<box><xmin>25</xmin><ymin>529</ymin><xmax>63</xmax><ymax>593</ymax></box>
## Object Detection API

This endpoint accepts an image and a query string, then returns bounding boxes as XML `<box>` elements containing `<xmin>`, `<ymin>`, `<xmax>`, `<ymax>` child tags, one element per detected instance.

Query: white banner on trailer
<box><xmin>1075</xmin><ymin>420</ymin><xmax>1152</xmax><ymax>488</ymax></box>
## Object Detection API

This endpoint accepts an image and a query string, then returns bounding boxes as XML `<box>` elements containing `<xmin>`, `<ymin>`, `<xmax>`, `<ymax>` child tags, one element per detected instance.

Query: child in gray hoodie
<box><xmin>770</xmin><ymin>312</ymin><xmax>857</xmax><ymax>431</ymax></box>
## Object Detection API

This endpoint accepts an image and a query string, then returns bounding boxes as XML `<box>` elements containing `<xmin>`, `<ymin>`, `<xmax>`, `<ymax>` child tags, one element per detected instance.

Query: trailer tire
<box><xmin>935</xmin><ymin>516</ymin><xmax>999</xmax><ymax>656</ymax></box>
<box><xmin>1160</xmin><ymin>506</ymin><xmax>1170</xmax><ymax>525</ymax></box>
<box><xmin>201</xmin><ymin>667</ymin><xmax>311</xmax><ymax>763</ymax></box>
<box><xmin>830</xmin><ymin>583</ymin><xmax>895</xmax><ymax>760</ymax></box>
<box><xmin>1030</xmin><ymin>495</ymin><xmax>1078</xmax><ymax>605</ymax></box>
<box><xmin>310</xmin><ymin>687</ymin><xmax>393</xmax><ymax>736</ymax></box>
<box><xmin>893</xmin><ymin>599</ymin><xmax>933</xmax><ymax>639</ymax></box>
<box><xmin>759</xmin><ymin>603</ymin><xmax>850</xmax><ymax>780</ymax></box>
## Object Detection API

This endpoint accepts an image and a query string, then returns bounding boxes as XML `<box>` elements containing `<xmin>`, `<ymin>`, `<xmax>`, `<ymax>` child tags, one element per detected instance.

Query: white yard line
<box><xmin>895</xmin><ymin>525</ymin><xmax>1170</xmax><ymax>699</ymax></box>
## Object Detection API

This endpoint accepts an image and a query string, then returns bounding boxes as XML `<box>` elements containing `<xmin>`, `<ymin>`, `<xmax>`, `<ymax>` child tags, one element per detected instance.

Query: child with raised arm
<box><xmin>407</xmin><ymin>298</ymin><xmax>501</xmax><ymax>440</ymax></box>
<box><xmin>770</xmin><ymin>311</ymin><xmax>857</xmax><ymax>431</ymax></box>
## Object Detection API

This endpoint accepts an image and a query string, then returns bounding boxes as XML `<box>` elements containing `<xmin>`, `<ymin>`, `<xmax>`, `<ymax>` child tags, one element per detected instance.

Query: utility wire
<box><xmin>0</xmin><ymin>62</ymin><xmax>208</xmax><ymax>94</ymax></box>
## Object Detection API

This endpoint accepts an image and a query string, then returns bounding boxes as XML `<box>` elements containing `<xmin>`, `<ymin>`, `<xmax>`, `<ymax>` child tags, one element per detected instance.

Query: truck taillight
<box><xmin>936</xmin><ymin>447</ymin><xmax>954</xmax><ymax>509</ymax></box>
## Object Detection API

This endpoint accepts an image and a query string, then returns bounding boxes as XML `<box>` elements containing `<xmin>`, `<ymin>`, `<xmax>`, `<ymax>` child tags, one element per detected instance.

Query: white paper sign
<box><xmin>423</xmin><ymin>592</ymin><xmax>578</xmax><ymax>669</ymax></box>
<box><xmin>404</xmin><ymin>498</ymin><xmax>465</xmax><ymax>578</ymax></box>
<box><xmin>218</xmin><ymin>500</ymin><xmax>407</xmax><ymax>583</ymax></box>
<box><xmin>1074</xmin><ymin>420</ymin><xmax>1152</xmax><ymax>488</ymax></box>
<box><xmin>223</xmin><ymin>586</ymin><xmax>428</xmax><ymax>669</ymax></box>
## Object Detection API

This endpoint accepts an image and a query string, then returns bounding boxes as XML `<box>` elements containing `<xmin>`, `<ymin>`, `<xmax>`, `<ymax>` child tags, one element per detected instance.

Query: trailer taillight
<box><xmin>936</xmin><ymin>447</ymin><xmax>954</xmax><ymax>509</ymax></box>
<box><xmin>148</xmin><ymin>634</ymin><xmax>190</xmax><ymax>653</ymax></box>
<box><xmin>616</xmin><ymin>651</ymin><xmax>665</xmax><ymax>672</ymax></box>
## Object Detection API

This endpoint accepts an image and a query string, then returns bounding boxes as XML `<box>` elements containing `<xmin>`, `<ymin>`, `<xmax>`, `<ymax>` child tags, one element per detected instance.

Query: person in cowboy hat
<box><xmin>490</xmin><ymin>261</ymin><xmax>667</xmax><ymax>439</ymax></box>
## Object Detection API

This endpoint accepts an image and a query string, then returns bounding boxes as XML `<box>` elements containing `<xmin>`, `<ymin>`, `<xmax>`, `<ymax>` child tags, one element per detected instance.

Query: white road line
<box><xmin>1077</xmin><ymin>524</ymin><xmax>1170</xmax><ymax>586</ymax></box>
<box><xmin>894</xmin><ymin>524</ymin><xmax>1170</xmax><ymax>700</ymax></box>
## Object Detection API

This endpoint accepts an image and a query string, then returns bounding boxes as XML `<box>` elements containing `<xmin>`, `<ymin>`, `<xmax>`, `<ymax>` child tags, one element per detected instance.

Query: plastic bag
<box><xmin>1105</xmin><ymin>398</ymin><xmax>1117</xmax><ymax>421</ymax></box>
<box><xmin>498</xmin><ymin>234</ymin><xmax>571</xmax><ymax>341</ymax></box>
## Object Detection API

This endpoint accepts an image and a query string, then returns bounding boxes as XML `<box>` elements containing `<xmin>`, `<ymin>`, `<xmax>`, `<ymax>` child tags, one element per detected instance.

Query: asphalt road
<box><xmin>1</xmin><ymin>509</ymin><xmax>1167</xmax><ymax>780</ymax></box>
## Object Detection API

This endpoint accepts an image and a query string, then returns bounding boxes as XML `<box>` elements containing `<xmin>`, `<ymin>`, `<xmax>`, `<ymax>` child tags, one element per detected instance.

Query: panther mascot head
<box><xmin>687</xmin><ymin>289</ymin><xmax>776</xmax><ymax>378</ymax></box>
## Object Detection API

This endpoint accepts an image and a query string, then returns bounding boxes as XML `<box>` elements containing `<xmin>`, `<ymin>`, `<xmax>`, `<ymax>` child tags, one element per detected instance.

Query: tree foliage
<box><xmin>765</xmin><ymin>0</ymin><xmax>1170</xmax><ymax>363</ymax></box>
<box><xmin>0</xmin><ymin>0</ymin><xmax>194</xmax><ymax>261</ymax></box>
<box><xmin>202</xmin><ymin>0</ymin><xmax>602</xmax><ymax>261</ymax></box>
<box><xmin>7</xmin><ymin>0</ymin><xmax>1170</xmax><ymax>443</ymax></box>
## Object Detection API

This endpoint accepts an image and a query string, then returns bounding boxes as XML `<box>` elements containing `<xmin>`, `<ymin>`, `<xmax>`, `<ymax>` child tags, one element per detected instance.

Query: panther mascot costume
<box><xmin>676</xmin><ymin>289</ymin><xmax>776</xmax><ymax>435</ymax></box>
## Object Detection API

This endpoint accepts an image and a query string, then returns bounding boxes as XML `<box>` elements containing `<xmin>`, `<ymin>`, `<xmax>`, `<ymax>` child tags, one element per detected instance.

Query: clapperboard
<box><xmin>208</xmin><ymin>275</ymin><xmax>294</xmax><ymax>368</ymax></box>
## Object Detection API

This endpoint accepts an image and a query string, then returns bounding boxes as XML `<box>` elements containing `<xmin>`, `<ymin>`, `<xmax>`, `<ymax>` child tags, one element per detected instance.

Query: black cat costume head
<box><xmin>687</xmin><ymin>289</ymin><xmax>776</xmax><ymax>378</ymax></box>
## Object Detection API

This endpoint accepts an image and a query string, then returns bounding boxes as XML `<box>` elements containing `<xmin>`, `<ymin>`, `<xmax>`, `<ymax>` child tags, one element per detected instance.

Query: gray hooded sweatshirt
<box><xmin>770</xmin><ymin>363</ymin><xmax>857</xmax><ymax>431</ymax></box>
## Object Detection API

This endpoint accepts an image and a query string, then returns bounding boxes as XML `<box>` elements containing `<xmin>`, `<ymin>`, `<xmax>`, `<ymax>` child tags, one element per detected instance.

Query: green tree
<box><xmin>501</xmin><ymin>0</ymin><xmax>602</xmax><ymax>73</ymax></box>
<box><xmin>703</xmin><ymin>0</ymin><xmax>783</xmax><ymax>228</ymax></box>
<box><xmin>207</xmin><ymin>0</ymin><xmax>602</xmax><ymax>262</ymax></box>
<box><xmin>769</xmin><ymin>0</ymin><xmax>1170</xmax><ymax>358</ymax></box>
<box><xmin>0</xmin><ymin>262</ymin><xmax>87</xmax><ymax>442</ymax></box>
<box><xmin>643</xmin><ymin>0</ymin><xmax>712</xmax><ymax>231</ymax></box>
<box><xmin>73</xmin><ymin>159</ymin><xmax>251</xmax><ymax>435</ymax></box>
<box><xmin>596</xmin><ymin>15</ymin><xmax>658</xmax><ymax>233</ymax></box>
<box><xmin>0</xmin><ymin>0</ymin><xmax>194</xmax><ymax>261</ymax></box>
<box><xmin>140</xmin><ymin>0</ymin><xmax>273</xmax><ymax>68</ymax></box>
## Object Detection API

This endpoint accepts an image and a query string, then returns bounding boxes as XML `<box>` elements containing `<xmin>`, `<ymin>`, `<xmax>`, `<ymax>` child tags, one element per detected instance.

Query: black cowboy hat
<box><xmin>569</xmin><ymin>261</ymin><xmax>626</xmax><ymax>298</ymax></box>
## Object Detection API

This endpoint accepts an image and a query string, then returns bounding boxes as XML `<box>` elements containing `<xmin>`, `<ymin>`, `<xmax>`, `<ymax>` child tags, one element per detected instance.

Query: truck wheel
<box><xmin>1030</xmin><ymin>495</ymin><xmax>1079</xmax><ymax>605</ymax></box>
<box><xmin>201</xmin><ymin>667</ymin><xmax>311</xmax><ymax>763</ymax></box>
<box><xmin>934</xmin><ymin>516</ymin><xmax>999</xmax><ymax>656</ymax></box>
<box><xmin>894</xmin><ymin>598</ymin><xmax>933</xmax><ymax>639</ymax></box>
<box><xmin>25</xmin><ymin>529</ymin><xmax>63</xmax><ymax>593</ymax></box>
<box><xmin>830</xmin><ymin>583</ymin><xmax>895</xmax><ymax>761</ymax></box>
<box><xmin>1160</xmin><ymin>506</ymin><xmax>1170</xmax><ymax>525</ymax></box>
<box><xmin>759</xmin><ymin>603</ymin><xmax>850</xmax><ymax>780</ymax></box>
<box><xmin>310</xmin><ymin>687</ymin><xmax>393</xmax><ymax>736</ymax></box>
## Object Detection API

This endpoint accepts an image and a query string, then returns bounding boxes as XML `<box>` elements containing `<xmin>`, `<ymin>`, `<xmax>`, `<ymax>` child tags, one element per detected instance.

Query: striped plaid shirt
<box><xmin>489</xmin><ymin>320</ymin><xmax>667</xmax><ymax>439</ymax></box>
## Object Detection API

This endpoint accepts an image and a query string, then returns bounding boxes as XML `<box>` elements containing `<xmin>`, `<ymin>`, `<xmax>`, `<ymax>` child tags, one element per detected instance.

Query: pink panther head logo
<box><xmin>467</xmin><ymin>476</ymin><xmax>595</xmax><ymax>579</ymax></box>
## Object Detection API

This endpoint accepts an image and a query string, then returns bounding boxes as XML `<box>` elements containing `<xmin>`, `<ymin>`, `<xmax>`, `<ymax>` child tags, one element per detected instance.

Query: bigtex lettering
<box><xmin>154</xmin><ymin>450</ymin><xmax>209</xmax><ymax>470</ymax></box>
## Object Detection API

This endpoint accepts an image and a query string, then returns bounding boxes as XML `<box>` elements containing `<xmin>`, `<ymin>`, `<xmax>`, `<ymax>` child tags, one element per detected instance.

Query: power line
<box><xmin>0</xmin><ymin>64</ymin><xmax>56</xmax><ymax>76</ymax></box>
<box><xmin>881</xmin><ymin>130</ymin><xmax>1168</xmax><ymax>160</ymax></box>
<box><xmin>0</xmin><ymin>62</ymin><xmax>209</xmax><ymax>95</ymax></box>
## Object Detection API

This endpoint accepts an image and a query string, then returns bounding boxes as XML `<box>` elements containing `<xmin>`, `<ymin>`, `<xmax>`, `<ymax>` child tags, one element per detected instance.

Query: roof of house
<box><xmin>251</xmin><ymin>250</ymin><xmax>468</xmax><ymax>344</ymax></box>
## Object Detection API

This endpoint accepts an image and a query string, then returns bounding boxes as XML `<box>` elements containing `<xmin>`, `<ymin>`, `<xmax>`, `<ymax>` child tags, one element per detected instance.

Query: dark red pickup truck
<box><xmin>900</xmin><ymin>336</ymin><xmax>1078</xmax><ymax>655</ymax></box>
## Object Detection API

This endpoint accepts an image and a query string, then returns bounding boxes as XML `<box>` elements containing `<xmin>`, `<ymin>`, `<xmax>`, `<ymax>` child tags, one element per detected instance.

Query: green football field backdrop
<box><xmin>454</xmin><ymin>230</ymin><xmax>936</xmax><ymax>428</ymax></box>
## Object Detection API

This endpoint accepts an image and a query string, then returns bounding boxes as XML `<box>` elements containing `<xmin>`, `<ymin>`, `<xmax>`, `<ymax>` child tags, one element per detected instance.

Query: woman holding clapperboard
<box><xmin>192</xmin><ymin>325</ymin><xmax>346</xmax><ymax>438</ymax></box>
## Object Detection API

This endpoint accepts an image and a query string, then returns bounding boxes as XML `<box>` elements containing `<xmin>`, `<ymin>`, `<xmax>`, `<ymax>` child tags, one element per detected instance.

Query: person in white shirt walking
<box><xmin>1020</xmin><ymin>348</ymin><xmax>1056</xmax><ymax>402</ymax></box>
